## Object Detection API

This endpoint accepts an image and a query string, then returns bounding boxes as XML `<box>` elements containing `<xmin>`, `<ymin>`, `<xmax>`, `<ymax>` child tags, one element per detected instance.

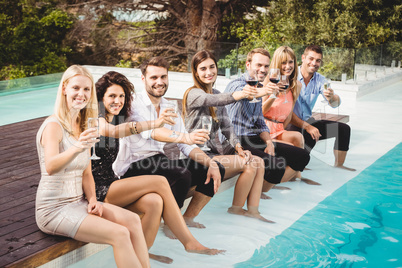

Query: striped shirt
<box><xmin>224</xmin><ymin>75</ymin><xmax>270</xmax><ymax>137</ymax></box>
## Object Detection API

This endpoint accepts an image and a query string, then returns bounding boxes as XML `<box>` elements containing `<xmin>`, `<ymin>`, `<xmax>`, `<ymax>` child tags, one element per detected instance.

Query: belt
<box><xmin>265</xmin><ymin>117</ymin><xmax>284</xmax><ymax>124</ymax></box>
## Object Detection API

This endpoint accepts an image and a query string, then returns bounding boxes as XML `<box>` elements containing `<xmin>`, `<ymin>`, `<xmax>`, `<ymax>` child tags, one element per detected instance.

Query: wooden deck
<box><xmin>0</xmin><ymin>110</ymin><xmax>349</xmax><ymax>267</ymax></box>
<box><xmin>0</xmin><ymin>116</ymin><xmax>87</xmax><ymax>268</ymax></box>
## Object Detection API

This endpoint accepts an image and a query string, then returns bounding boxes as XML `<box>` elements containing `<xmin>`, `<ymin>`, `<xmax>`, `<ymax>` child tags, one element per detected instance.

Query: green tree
<box><xmin>0</xmin><ymin>0</ymin><xmax>74</xmax><ymax>80</ymax></box>
<box><xmin>219</xmin><ymin>0</ymin><xmax>401</xmax><ymax>79</ymax></box>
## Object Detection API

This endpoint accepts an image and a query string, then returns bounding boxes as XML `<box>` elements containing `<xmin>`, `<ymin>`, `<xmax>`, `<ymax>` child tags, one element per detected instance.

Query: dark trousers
<box><xmin>239</xmin><ymin>135</ymin><xmax>310</xmax><ymax>184</ymax></box>
<box><xmin>287</xmin><ymin>118</ymin><xmax>351</xmax><ymax>152</ymax></box>
<box><xmin>122</xmin><ymin>154</ymin><xmax>225</xmax><ymax>208</ymax></box>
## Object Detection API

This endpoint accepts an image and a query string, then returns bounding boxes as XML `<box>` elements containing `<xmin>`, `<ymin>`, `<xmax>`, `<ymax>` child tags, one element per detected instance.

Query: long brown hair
<box><xmin>95</xmin><ymin>71</ymin><xmax>134</xmax><ymax>121</ymax></box>
<box><xmin>268</xmin><ymin>46</ymin><xmax>299</xmax><ymax>101</ymax></box>
<box><xmin>182</xmin><ymin>49</ymin><xmax>218</xmax><ymax>121</ymax></box>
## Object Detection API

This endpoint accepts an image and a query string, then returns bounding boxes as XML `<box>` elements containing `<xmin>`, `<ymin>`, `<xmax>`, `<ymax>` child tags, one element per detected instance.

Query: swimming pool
<box><xmin>236</xmin><ymin>142</ymin><xmax>402</xmax><ymax>267</ymax></box>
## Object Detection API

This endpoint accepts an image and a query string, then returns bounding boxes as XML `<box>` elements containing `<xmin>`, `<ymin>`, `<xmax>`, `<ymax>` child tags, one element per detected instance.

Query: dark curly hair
<box><xmin>95</xmin><ymin>71</ymin><xmax>134</xmax><ymax>120</ymax></box>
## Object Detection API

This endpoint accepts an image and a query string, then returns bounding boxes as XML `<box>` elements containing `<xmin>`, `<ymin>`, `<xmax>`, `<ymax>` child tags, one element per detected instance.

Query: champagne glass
<box><xmin>162</xmin><ymin>101</ymin><xmax>179</xmax><ymax>137</ymax></box>
<box><xmin>279</xmin><ymin>75</ymin><xmax>290</xmax><ymax>104</ymax></box>
<box><xmin>245</xmin><ymin>70</ymin><xmax>260</xmax><ymax>103</ymax></box>
<box><xmin>268</xmin><ymin>68</ymin><xmax>281</xmax><ymax>99</ymax></box>
<box><xmin>200</xmin><ymin>116</ymin><xmax>212</xmax><ymax>151</ymax></box>
<box><xmin>87</xmin><ymin>117</ymin><xmax>100</xmax><ymax>160</ymax></box>
<box><xmin>321</xmin><ymin>79</ymin><xmax>331</xmax><ymax>103</ymax></box>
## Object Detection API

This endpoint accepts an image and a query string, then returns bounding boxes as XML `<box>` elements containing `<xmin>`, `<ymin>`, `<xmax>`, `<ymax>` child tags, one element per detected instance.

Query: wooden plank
<box><xmin>3</xmin><ymin>237</ymin><xmax>85</xmax><ymax>268</ymax></box>
<box><xmin>312</xmin><ymin>112</ymin><xmax>349</xmax><ymax>123</ymax></box>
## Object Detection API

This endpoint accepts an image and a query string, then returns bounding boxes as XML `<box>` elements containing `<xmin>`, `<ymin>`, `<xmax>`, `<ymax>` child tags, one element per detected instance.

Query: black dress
<box><xmin>91</xmin><ymin>116</ymin><xmax>122</xmax><ymax>201</ymax></box>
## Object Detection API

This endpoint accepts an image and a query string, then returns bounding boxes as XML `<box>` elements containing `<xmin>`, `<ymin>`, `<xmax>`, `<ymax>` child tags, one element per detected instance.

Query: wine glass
<box><xmin>321</xmin><ymin>79</ymin><xmax>331</xmax><ymax>103</ymax></box>
<box><xmin>200</xmin><ymin>116</ymin><xmax>212</xmax><ymax>151</ymax></box>
<box><xmin>245</xmin><ymin>70</ymin><xmax>260</xmax><ymax>103</ymax></box>
<box><xmin>279</xmin><ymin>75</ymin><xmax>290</xmax><ymax>104</ymax></box>
<box><xmin>162</xmin><ymin>101</ymin><xmax>179</xmax><ymax>137</ymax></box>
<box><xmin>268</xmin><ymin>68</ymin><xmax>281</xmax><ymax>99</ymax></box>
<box><xmin>87</xmin><ymin>117</ymin><xmax>100</xmax><ymax>160</ymax></box>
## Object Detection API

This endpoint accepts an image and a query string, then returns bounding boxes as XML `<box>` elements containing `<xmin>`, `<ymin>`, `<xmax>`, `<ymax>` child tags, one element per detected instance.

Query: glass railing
<box><xmin>214</xmin><ymin>41</ymin><xmax>402</xmax><ymax>81</ymax></box>
<box><xmin>1</xmin><ymin>42</ymin><xmax>400</xmax><ymax>94</ymax></box>
<box><xmin>0</xmin><ymin>72</ymin><xmax>62</xmax><ymax>96</ymax></box>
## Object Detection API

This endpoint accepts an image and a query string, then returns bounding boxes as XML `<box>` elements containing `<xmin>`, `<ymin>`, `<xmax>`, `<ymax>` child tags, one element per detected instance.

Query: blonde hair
<box><xmin>268</xmin><ymin>46</ymin><xmax>299</xmax><ymax>102</ymax></box>
<box><xmin>54</xmin><ymin>65</ymin><xmax>98</xmax><ymax>136</ymax></box>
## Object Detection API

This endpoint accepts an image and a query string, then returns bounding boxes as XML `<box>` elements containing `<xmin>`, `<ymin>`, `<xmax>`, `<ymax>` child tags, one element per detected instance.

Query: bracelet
<box><xmin>235</xmin><ymin>145</ymin><xmax>244</xmax><ymax>153</ymax></box>
<box><xmin>130</xmin><ymin>122</ymin><xmax>139</xmax><ymax>134</ymax></box>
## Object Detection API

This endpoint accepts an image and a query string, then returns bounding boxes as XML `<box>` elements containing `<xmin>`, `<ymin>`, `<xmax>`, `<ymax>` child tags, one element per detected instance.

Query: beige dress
<box><xmin>35</xmin><ymin>117</ymin><xmax>90</xmax><ymax>238</ymax></box>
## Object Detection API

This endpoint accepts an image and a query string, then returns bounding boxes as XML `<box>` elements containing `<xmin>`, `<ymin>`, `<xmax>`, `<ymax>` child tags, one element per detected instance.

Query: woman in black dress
<box><xmin>92</xmin><ymin>71</ymin><xmax>222</xmax><ymax>263</ymax></box>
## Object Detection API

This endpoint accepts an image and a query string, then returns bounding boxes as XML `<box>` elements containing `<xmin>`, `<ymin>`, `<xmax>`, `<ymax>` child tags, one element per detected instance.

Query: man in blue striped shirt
<box><xmin>224</xmin><ymin>48</ymin><xmax>311</xmax><ymax>198</ymax></box>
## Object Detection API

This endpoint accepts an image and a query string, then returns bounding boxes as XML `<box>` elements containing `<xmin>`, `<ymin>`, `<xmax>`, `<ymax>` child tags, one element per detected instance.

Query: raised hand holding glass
<box><xmin>200</xmin><ymin>116</ymin><xmax>212</xmax><ymax>151</ymax></box>
<box><xmin>87</xmin><ymin>117</ymin><xmax>100</xmax><ymax>160</ymax></box>
<box><xmin>279</xmin><ymin>75</ymin><xmax>290</xmax><ymax>104</ymax></box>
<box><xmin>163</xmin><ymin>101</ymin><xmax>179</xmax><ymax>137</ymax></box>
<box><xmin>245</xmin><ymin>70</ymin><xmax>260</xmax><ymax>103</ymax></box>
<box><xmin>268</xmin><ymin>68</ymin><xmax>281</xmax><ymax>99</ymax></box>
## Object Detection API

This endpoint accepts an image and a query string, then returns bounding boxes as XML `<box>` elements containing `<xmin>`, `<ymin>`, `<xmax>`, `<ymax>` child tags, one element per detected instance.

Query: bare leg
<box><xmin>261</xmin><ymin>180</ymin><xmax>274</xmax><ymax>199</ymax></box>
<box><xmin>125</xmin><ymin>193</ymin><xmax>163</xmax><ymax>248</ymax></box>
<box><xmin>273</xmin><ymin>185</ymin><xmax>292</xmax><ymax>190</ymax></box>
<box><xmin>124</xmin><ymin>194</ymin><xmax>173</xmax><ymax>264</ymax></box>
<box><xmin>75</xmin><ymin>203</ymin><xmax>150</xmax><ymax>268</ymax></box>
<box><xmin>183</xmin><ymin>192</ymin><xmax>211</xmax><ymax>228</ymax></box>
<box><xmin>334</xmin><ymin>149</ymin><xmax>356</xmax><ymax>171</ymax></box>
<box><xmin>244</xmin><ymin>206</ymin><xmax>275</xmax><ymax>223</ymax></box>
<box><xmin>105</xmin><ymin>175</ymin><xmax>223</xmax><ymax>255</ymax></box>
<box><xmin>276</xmin><ymin>131</ymin><xmax>305</xmax><ymax>148</ymax></box>
<box><xmin>276</xmin><ymin>132</ymin><xmax>320</xmax><ymax>184</ymax></box>
<box><xmin>290</xmin><ymin>171</ymin><xmax>321</xmax><ymax>185</ymax></box>
<box><xmin>245</xmin><ymin>158</ymin><xmax>273</xmax><ymax>223</ymax></box>
<box><xmin>280</xmin><ymin>166</ymin><xmax>298</xmax><ymax>183</ymax></box>
<box><xmin>212</xmin><ymin>154</ymin><xmax>256</xmax><ymax>208</ymax></box>
<box><xmin>211</xmin><ymin>155</ymin><xmax>273</xmax><ymax>223</ymax></box>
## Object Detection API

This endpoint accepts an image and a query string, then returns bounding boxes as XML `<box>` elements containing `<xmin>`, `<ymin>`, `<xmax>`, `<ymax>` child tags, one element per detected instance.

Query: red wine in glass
<box><xmin>270</xmin><ymin>78</ymin><xmax>280</xmax><ymax>84</ymax></box>
<box><xmin>246</xmin><ymin>80</ymin><xmax>258</xmax><ymax>86</ymax></box>
<box><xmin>246</xmin><ymin>70</ymin><xmax>260</xmax><ymax>103</ymax></box>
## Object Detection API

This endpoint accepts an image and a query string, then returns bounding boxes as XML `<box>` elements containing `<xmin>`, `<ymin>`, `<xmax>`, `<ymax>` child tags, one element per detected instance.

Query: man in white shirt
<box><xmin>113</xmin><ymin>56</ymin><xmax>225</xmax><ymax>228</ymax></box>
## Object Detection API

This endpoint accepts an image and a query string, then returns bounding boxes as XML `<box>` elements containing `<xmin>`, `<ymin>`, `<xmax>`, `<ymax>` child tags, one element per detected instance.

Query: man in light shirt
<box><xmin>287</xmin><ymin>44</ymin><xmax>355</xmax><ymax>171</ymax></box>
<box><xmin>113</xmin><ymin>56</ymin><xmax>225</xmax><ymax>228</ymax></box>
<box><xmin>224</xmin><ymin>48</ymin><xmax>311</xmax><ymax>198</ymax></box>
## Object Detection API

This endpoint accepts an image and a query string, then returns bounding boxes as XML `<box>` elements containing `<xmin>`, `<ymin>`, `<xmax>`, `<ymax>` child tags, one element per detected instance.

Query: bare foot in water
<box><xmin>185</xmin><ymin>247</ymin><xmax>226</xmax><ymax>255</ymax></box>
<box><xmin>273</xmin><ymin>185</ymin><xmax>291</xmax><ymax>190</ymax></box>
<box><xmin>149</xmin><ymin>253</ymin><xmax>173</xmax><ymax>264</ymax></box>
<box><xmin>183</xmin><ymin>217</ymin><xmax>206</xmax><ymax>228</ymax></box>
<box><xmin>227</xmin><ymin>206</ymin><xmax>247</xmax><ymax>215</ymax></box>
<box><xmin>300</xmin><ymin>177</ymin><xmax>321</xmax><ymax>185</ymax></box>
<box><xmin>261</xmin><ymin>193</ymin><xmax>272</xmax><ymax>199</ymax></box>
<box><xmin>244</xmin><ymin>211</ymin><xmax>275</xmax><ymax>223</ymax></box>
<box><xmin>162</xmin><ymin>223</ymin><xmax>177</xmax><ymax>239</ymax></box>
<box><xmin>335</xmin><ymin>164</ymin><xmax>356</xmax><ymax>171</ymax></box>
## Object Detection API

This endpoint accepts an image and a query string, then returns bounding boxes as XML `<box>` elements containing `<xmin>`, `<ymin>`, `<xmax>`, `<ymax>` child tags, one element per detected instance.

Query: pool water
<box><xmin>236</xmin><ymin>142</ymin><xmax>402</xmax><ymax>268</ymax></box>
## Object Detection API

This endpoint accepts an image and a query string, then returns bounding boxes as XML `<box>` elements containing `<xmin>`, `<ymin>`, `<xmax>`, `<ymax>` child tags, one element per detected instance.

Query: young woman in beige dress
<box><xmin>35</xmin><ymin>65</ymin><xmax>150</xmax><ymax>268</ymax></box>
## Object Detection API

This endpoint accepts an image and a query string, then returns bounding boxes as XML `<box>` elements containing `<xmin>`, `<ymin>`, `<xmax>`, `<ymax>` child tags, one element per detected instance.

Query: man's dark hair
<box><xmin>304</xmin><ymin>45</ymin><xmax>323</xmax><ymax>56</ymax></box>
<box><xmin>246</xmin><ymin>48</ymin><xmax>271</xmax><ymax>63</ymax></box>
<box><xmin>140</xmin><ymin>56</ymin><xmax>170</xmax><ymax>76</ymax></box>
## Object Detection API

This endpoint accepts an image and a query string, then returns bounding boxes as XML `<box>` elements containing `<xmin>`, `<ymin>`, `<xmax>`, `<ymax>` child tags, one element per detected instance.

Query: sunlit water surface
<box><xmin>236</xmin><ymin>143</ymin><xmax>402</xmax><ymax>268</ymax></box>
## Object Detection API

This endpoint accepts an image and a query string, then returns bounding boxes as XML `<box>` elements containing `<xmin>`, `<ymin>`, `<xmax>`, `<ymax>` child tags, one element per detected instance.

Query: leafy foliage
<box><xmin>218</xmin><ymin>0</ymin><xmax>401</xmax><ymax>79</ymax></box>
<box><xmin>0</xmin><ymin>0</ymin><xmax>73</xmax><ymax>80</ymax></box>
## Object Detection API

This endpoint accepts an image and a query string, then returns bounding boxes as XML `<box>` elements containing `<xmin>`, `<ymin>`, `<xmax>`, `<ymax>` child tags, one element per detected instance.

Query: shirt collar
<box><xmin>139</xmin><ymin>91</ymin><xmax>169</xmax><ymax>108</ymax></box>
<box><xmin>298</xmin><ymin>66</ymin><xmax>317</xmax><ymax>82</ymax></box>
